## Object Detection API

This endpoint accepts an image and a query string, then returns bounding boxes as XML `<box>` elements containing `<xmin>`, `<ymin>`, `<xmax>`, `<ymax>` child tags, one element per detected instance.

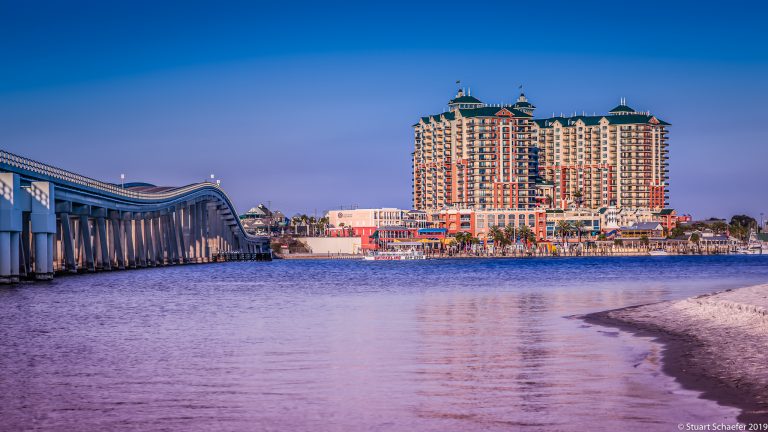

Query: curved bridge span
<box><xmin>0</xmin><ymin>150</ymin><xmax>270</xmax><ymax>283</ymax></box>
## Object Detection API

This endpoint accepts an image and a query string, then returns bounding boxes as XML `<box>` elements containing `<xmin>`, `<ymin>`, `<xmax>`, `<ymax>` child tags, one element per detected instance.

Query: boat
<box><xmin>648</xmin><ymin>248</ymin><xmax>668</xmax><ymax>256</ymax></box>
<box><xmin>362</xmin><ymin>250</ymin><xmax>427</xmax><ymax>261</ymax></box>
<box><xmin>737</xmin><ymin>230</ymin><xmax>765</xmax><ymax>255</ymax></box>
<box><xmin>363</xmin><ymin>241</ymin><xmax>428</xmax><ymax>261</ymax></box>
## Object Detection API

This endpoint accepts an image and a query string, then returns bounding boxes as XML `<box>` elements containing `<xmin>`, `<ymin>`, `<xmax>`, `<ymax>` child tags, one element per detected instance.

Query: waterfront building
<box><xmin>239</xmin><ymin>204</ymin><xmax>288</xmax><ymax>235</ymax></box>
<box><xmin>325</xmin><ymin>208</ymin><xmax>430</xmax><ymax>251</ymax></box>
<box><xmin>326</xmin><ymin>226</ymin><xmax>379</xmax><ymax>250</ymax></box>
<box><xmin>327</xmin><ymin>208</ymin><xmax>409</xmax><ymax>229</ymax></box>
<box><xmin>404</xmin><ymin>210</ymin><xmax>430</xmax><ymax>229</ymax></box>
<box><xmin>598</xmin><ymin>206</ymin><xmax>661</xmax><ymax>232</ymax></box>
<box><xmin>474</xmin><ymin>209</ymin><xmax>547</xmax><ymax>242</ymax></box>
<box><xmin>533</xmin><ymin>100</ymin><xmax>670</xmax><ymax>210</ymax></box>
<box><xmin>414</xmin><ymin>90</ymin><xmax>671</xmax><ymax>213</ymax></box>
<box><xmin>544</xmin><ymin>209</ymin><xmax>601</xmax><ymax>240</ymax></box>
<box><xmin>431</xmin><ymin>207</ymin><xmax>546</xmax><ymax>242</ymax></box>
<box><xmin>412</xmin><ymin>89</ymin><xmax>538</xmax><ymax>211</ymax></box>
<box><xmin>618</xmin><ymin>222</ymin><xmax>665</xmax><ymax>239</ymax></box>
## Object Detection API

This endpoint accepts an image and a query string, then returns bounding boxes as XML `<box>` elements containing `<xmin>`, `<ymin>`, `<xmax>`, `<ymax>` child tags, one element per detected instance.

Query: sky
<box><xmin>1</xmin><ymin>1</ymin><xmax>767</xmax><ymax>219</ymax></box>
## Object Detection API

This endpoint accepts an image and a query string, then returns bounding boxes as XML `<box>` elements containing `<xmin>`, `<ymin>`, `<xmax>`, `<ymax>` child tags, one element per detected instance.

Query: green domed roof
<box><xmin>609</xmin><ymin>104</ymin><xmax>635</xmax><ymax>114</ymax></box>
<box><xmin>449</xmin><ymin>95</ymin><xmax>483</xmax><ymax>105</ymax></box>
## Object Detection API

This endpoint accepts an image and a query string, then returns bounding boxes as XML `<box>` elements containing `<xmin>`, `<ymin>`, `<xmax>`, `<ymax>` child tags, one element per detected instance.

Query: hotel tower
<box><xmin>412</xmin><ymin>89</ymin><xmax>538</xmax><ymax>210</ymax></box>
<box><xmin>413</xmin><ymin>90</ymin><xmax>670</xmax><ymax>212</ymax></box>
<box><xmin>533</xmin><ymin>100</ymin><xmax>670</xmax><ymax>210</ymax></box>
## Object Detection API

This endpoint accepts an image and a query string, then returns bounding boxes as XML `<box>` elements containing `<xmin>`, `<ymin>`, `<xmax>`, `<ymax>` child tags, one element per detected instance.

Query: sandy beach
<box><xmin>585</xmin><ymin>283</ymin><xmax>768</xmax><ymax>422</ymax></box>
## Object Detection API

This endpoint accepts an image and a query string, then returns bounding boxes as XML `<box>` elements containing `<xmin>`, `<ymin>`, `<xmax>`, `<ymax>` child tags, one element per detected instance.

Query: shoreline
<box><xmin>583</xmin><ymin>284</ymin><xmax>768</xmax><ymax>423</ymax></box>
<box><xmin>278</xmin><ymin>252</ymin><xmax>752</xmax><ymax>260</ymax></box>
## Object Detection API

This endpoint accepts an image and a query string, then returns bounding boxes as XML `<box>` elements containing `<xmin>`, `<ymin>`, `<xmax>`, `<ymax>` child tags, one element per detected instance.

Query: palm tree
<box><xmin>517</xmin><ymin>225</ymin><xmax>532</xmax><ymax>250</ymax></box>
<box><xmin>572</xmin><ymin>220</ymin><xmax>586</xmax><ymax>244</ymax></box>
<box><xmin>711</xmin><ymin>221</ymin><xmax>728</xmax><ymax>235</ymax></box>
<box><xmin>318</xmin><ymin>216</ymin><xmax>330</xmax><ymax>236</ymax></box>
<box><xmin>503</xmin><ymin>224</ymin><xmax>516</xmax><ymax>244</ymax></box>
<box><xmin>488</xmin><ymin>225</ymin><xmax>505</xmax><ymax>255</ymax></box>
<box><xmin>291</xmin><ymin>215</ymin><xmax>302</xmax><ymax>235</ymax></box>
<box><xmin>556</xmin><ymin>220</ymin><xmax>572</xmax><ymax>245</ymax></box>
<box><xmin>454</xmin><ymin>232</ymin><xmax>468</xmax><ymax>252</ymax></box>
<box><xmin>299</xmin><ymin>214</ymin><xmax>309</xmax><ymax>236</ymax></box>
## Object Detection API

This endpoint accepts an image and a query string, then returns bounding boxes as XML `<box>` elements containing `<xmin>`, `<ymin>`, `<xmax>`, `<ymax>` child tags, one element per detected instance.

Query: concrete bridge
<box><xmin>0</xmin><ymin>150</ymin><xmax>271</xmax><ymax>284</ymax></box>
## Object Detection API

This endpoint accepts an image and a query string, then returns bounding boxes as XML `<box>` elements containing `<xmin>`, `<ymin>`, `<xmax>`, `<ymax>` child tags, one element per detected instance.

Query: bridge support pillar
<box><xmin>183</xmin><ymin>205</ymin><xmax>193</xmax><ymax>262</ymax></box>
<box><xmin>30</xmin><ymin>181</ymin><xmax>55</xmax><ymax>280</ymax></box>
<box><xmin>165</xmin><ymin>212</ymin><xmax>175</xmax><ymax>264</ymax></box>
<box><xmin>59</xmin><ymin>212</ymin><xmax>77</xmax><ymax>273</ymax></box>
<box><xmin>187</xmin><ymin>203</ymin><xmax>196</xmax><ymax>262</ymax></box>
<box><xmin>0</xmin><ymin>173</ymin><xmax>22</xmax><ymax>283</ymax></box>
<box><xmin>78</xmin><ymin>215</ymin><xmax>95</xmax><ymax>272</ymax></box>
<box><xmin>175</xmin><ymin>207</ymin><xmax>187</xmax><ymax>264</ymax></box>
<box><xmin>153</xmin><ymin>214</ymin><xmax>164</xmax><ymax>265</ymax></box>
<box><xmin>95</xmin><ymin>212</ymin><xmax>111</xmax><ymax>271</ymax></box>
<box><xmin>134</xmin><ymin>217</ymin><xmax>146</xmax><ymax>268</ymax></box>
<box><xmin>202</xmin><ymin>201</ymin><xmax>209</xmax><ymax>262</ymax></box>
<box><xmin>144</xmin><ymin>215</ymin><xmax>155</xmax><ymax>266</ymax></box>
<box><xmin>197</xmin><ymin>202</ymin><xmax>205</xmax><ymax>261</ymax></box>
<box><xmin>123</xmin><ymin>213</ymin><xmax>136</xmax><ymax>268</ymax></box>
<box><xmin>21</xmin><ymin>212</ymin><xmax>30</xmax><ymax>278</ymax></box>
<box><xmin>109</xmin><ymin>212</ymin><xmax>125</xmax><ymax>270</ymax></box>
<box><xmin>0</xmin><ymin>232</ymin><xmax>10</xmax><ymax>282</ymax></box>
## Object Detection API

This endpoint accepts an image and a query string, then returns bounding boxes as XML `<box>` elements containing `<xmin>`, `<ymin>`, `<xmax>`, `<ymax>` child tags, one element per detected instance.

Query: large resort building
<box><xmin>412</xmin><ymin>89</ymin><xmax>538</xmax><ymax>211</ymax></box>
<box><xmin>413</xmin><ymin>89</ymin><xmax>670</xmax><ymax>213</ymax></box>
<box><xmin>318</xmin><ymin>88</ymin><xmax>675</xmax><ymax>249</ymax></box>
<box><xmin>533</xmin><ymin>100</ymin><xmax>670</xmax><ymax>210</ymax></box>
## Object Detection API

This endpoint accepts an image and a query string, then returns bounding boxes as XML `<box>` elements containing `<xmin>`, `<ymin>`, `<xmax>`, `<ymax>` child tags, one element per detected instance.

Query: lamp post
<box><xmin>120</xmin><ymin>173</ymin><xmax>125</xmax><ymax>188</ymax></box>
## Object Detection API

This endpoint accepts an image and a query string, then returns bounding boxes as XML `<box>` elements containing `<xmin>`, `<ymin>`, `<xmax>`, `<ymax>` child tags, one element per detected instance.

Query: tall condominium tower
<box><xmin>412</xmin><ymin>89</ymin><xmax>537</xmax><ymax>211</ymax></box>
<box><xmin>532</xmin><ymin>101</ymin><xmax>670</xmax><ymax>210</ymax></box>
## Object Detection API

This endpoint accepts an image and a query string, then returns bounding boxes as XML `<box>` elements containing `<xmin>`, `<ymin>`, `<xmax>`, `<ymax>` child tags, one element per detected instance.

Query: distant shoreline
<box><xmin>583</xmin><ymin>284</ymin><xmax>768</xmax><ymax>423</ymax></box>
<box><xmin>276</xmin><ymin>252</ymin><xmax>752</xmax><ymax>260</ymax></box>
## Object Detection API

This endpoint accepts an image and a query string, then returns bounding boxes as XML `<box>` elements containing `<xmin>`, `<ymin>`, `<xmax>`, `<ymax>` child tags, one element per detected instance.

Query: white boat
<box><xmin>362</xmin><ymin>250</ymin><xmax>427</xmax><ymax>261</ymax></box>
<box><xmin>737</xmin><ymin>231</ymin><xmax>766</xmax><ymax>254</ymax></box>
<box><xmin>648</xmin><ymin>249</ymin><xmax>668</xmax><ymax>256</ymax></box>
<box><xmin>736</xmin><ymin>246</ymin><xmax>764</xmax><ymax>255</ymax></box>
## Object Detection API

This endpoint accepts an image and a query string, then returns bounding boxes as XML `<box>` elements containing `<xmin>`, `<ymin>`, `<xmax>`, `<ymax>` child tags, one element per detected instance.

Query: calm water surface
<box><xmin>1</xmin><ymin>256</ymin><xmax>767</xmax><ymax>431</ymax></box>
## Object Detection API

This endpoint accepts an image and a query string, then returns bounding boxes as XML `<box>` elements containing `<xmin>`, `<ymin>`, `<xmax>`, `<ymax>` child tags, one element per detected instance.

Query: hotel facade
<box><xmin>412</xmin><ymin>89</ymin><xmax>538</xmax><ymax>211</ymax></box>
<box><xmin>533</xmin><ymin>100</ymin><xmax>670</xmax><ymax>211</ymax></box>
<box><xmin>412</xmin><ymin>90</ymin><xmax>670</xmax><ymax>213</ymax></box>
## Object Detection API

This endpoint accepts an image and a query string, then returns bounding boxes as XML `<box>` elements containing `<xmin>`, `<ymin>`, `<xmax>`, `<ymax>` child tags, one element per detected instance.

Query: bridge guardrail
<box><xmin>0</xmin><ymin>149</ymin><xmax>264</xmax><ymax>242</ymax></box>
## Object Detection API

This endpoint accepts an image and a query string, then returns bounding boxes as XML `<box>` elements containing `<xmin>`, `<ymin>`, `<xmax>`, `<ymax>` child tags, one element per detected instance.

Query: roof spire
<box><xmin>610</xmin><ymin>98</ymin><xmax>636</xmax><ymax>115</ymax></box>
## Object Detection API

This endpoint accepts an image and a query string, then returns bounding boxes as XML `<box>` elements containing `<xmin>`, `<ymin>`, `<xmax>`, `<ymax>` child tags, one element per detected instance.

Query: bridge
<box><xmin>0</xmin><ymin>150</ymin><xmax>271</xmax><ymax>284</ymax></box>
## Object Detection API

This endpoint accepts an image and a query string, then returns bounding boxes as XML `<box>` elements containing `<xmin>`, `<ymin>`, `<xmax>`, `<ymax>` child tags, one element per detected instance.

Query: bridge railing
<box><xmin>1</xmin><ymin>149</ymin><xmax>265</xmax><ymax>242</ymax></box>
<box><xmin>0</xmin><ymin>150</ymin><xmax>216</xmax><ymax>200</ymax></box>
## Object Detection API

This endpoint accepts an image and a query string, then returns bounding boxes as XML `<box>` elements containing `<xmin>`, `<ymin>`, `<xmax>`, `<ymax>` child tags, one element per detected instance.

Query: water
<box><xmin>1</xmin><ymin>256</ymin><xmax>767</xmax><ymax>431</ymax></box>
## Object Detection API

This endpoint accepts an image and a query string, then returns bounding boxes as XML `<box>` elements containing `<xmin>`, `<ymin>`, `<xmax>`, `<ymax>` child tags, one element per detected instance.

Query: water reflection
<box><xmin>0</xmin><ymin>256</ymin><xmax>765</xmax><ymax>431</ymax></box>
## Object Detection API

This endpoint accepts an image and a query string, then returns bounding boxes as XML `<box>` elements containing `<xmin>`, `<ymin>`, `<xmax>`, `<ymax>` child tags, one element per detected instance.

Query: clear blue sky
<box><xmin>1</xmin><ymin>1</ymin><xmax>766</xmax><ymax>219</ymax></box>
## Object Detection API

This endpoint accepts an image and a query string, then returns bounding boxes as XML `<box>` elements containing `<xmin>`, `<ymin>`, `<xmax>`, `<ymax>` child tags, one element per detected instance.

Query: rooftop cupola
<box><xmin>512</xmin><ymin>91</ymin><xmax>536</xmax><ymax>115</ymax></box>
<box><xmin>609</xmin><ymin>97</ymin><xmax>636</xmax><ymax>115</ymax></box>
<box><xmin>448</xmin><ymin>88</ymin><xmax>484</xmax><ymax>110</ymax></box>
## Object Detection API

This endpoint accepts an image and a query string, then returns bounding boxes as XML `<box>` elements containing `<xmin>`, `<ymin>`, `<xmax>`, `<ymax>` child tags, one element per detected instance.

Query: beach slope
<box><xmin>585</xmin><ymin>284</ymin><xmax>768</xmax><ymax>422</ymax></box>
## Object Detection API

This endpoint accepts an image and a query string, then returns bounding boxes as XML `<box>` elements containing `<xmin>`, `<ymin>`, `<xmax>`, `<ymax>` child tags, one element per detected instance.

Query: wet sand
<box><xmin>585</xmin><ymin>283</ymin><xmax>768</xmax><ymax>423</ymax></box>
